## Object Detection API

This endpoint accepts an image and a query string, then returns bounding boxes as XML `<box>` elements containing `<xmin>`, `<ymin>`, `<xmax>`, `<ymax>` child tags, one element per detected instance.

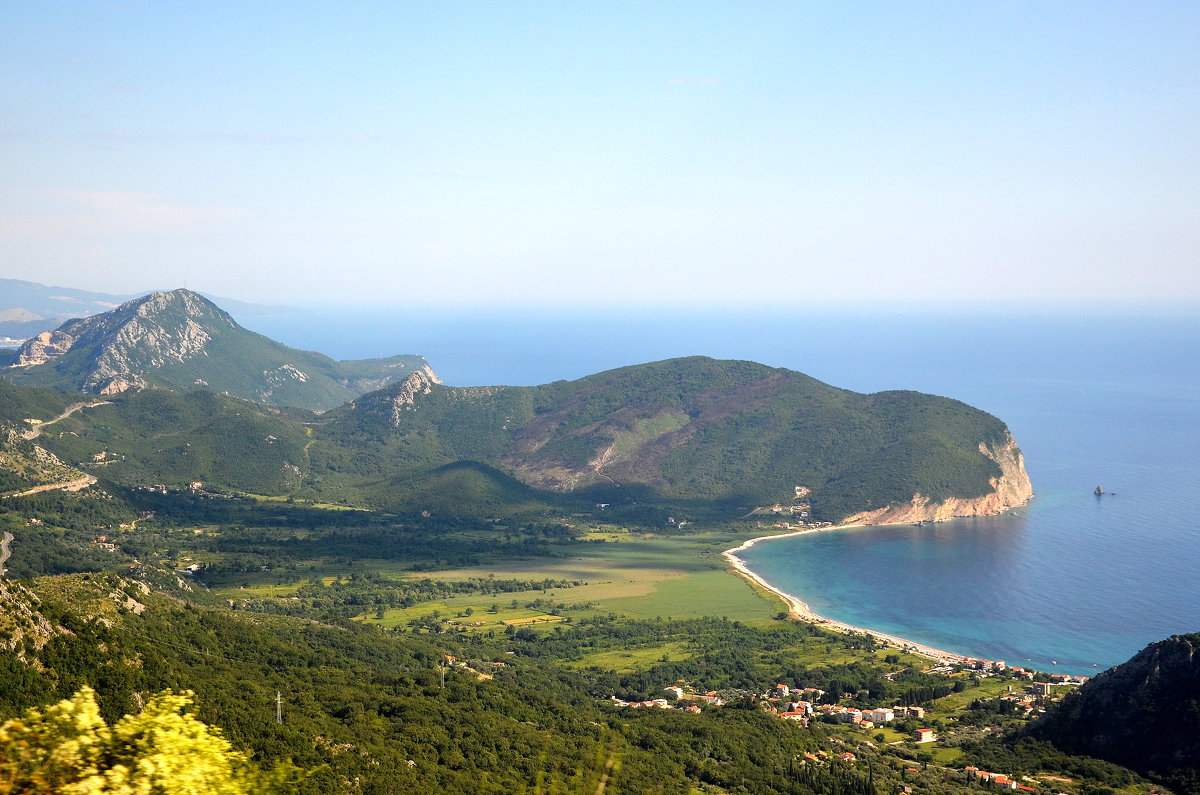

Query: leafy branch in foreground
<box><xmin>0</xmin><ymin>686</ymin><xmax>300</xmax><ymax>795</ymax></box>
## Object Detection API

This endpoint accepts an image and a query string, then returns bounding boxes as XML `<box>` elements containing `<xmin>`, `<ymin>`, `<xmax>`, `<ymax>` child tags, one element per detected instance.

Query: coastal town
<box><xmin>608</xmin><ymin>661</ymin><xmax>1091</xmax><ymax>792</ymax></box>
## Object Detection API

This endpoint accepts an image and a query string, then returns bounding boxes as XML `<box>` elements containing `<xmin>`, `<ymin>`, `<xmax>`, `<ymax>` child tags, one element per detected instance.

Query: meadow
<box><xmin>351</xmin><ymin>528</ymin><xmax>783</xmax><ymax>627</ymax></box>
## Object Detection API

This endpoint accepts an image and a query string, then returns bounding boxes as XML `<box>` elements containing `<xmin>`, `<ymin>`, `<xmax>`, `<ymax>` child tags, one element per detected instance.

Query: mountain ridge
<box><xmin>2</xmin><ymin>289</ymin><xmax>433</xmax><ymax>411</ymax></box>
<box><xmin>0</xmin><ymin>291</ymin><xmax>1031</xmax><ymax>521</ymax></box>
<box><xmin>0</xmin><ymin>277</ymin><xmax>298</xmax><ymax>340</ymax></box>
<box><xmin>322</xmin><ymin>355</ymin><xmax>1031</xmax><ymax>521</ymax></box>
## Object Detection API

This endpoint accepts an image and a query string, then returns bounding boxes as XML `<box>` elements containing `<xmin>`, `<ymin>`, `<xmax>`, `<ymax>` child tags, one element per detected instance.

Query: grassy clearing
<box><xmin>218</xmin><ymin>580</ymin><xmax>307</xmax><ymax>598</ymax></box>
<box><xmin>238</xmin><ymin>493</ymin><xmax>359</xmax><ymax>510</ymax></box>
<box><xmin>361</xmin><ymin>603</ymin><xmax>551</xmax><ymax>631</ymax></box>
<box><xmin>926</xmin><ymin>676</ymin><xmax>1014</xmax><ymax>715</ymax></box>
<box><xmin>568</xmin><ymin>642</ymin><xmax>695</xmax><ymax>673</ymax></box>
<box><xmin>930</xmin><ymin>744</ymin><xmax>964</xmax><ymax>765</ymax></box>
<box><xmin>873</xmin><ymin>727</ymin><xmax>910</xmax><ymax>744</ymax></box>
<box><xmin>424</xmin><ymin>531</ymin><xmax>782</xmax><ymax>624</ymax></box>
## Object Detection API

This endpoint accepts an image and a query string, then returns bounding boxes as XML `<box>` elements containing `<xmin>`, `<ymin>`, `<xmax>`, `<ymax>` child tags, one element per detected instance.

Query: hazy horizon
<box><xmin>3</xmin><ymin>3</ymin><xmax>1198</xmax><ymax>308</ymax></box>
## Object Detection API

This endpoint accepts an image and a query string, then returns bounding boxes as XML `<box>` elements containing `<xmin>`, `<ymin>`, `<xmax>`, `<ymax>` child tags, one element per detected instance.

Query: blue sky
<box><xmin>2</xmin><ymin>1</ymin><xmax>1197</xmax><ymax>308</ymax></box>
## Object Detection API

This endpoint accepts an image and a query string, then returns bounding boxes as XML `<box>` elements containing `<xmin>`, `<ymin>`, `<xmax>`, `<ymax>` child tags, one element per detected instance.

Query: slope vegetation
<box><xmin>3</xmin><ymin>348</ymin><xmax>1029</xmax><ymax>522</ymax></box>
<box><xmin>322</xmin><ymin>357</ymin><xmax>1028</xmax><ymax>520</ymax></box>
<box><xmin>1028</xmin><ymin>633</ymin><xmax>1200</xmax><ymax>792</ymax></box>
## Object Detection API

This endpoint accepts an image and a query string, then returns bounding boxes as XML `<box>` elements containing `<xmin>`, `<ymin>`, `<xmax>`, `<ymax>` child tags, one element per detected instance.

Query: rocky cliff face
<box><xmin>841</xmin><ymin>432</ymin><xmax>1032</xmax><ymax>525</ymax></box>
<box><xmin>0</xmin><ymin>581</ymin><xmax>61</xmax><ymax>663</ymax></box>
<box><xmin>13</xmin><ymin>329</ymin><xmax>75</xmax><ymax>367</ymax></box>
<box><xmin>9</xmin><ymin>289</ymin><xmax>231</xmax><ymax>393</ymax></box>
<box><xmin>84</xmin><ymin>290</ymin><xmax>228</xmax><ymax>389</ymax></box>
<box><xmin>0</xmin><ymin>426</ymin><xmax>88</xmax><ymax>492</ymax></box>
<box><xmin>355</xmin><ymin>366</ymin><xmax>444</xmax><ymax>425</ymax></box>
<box><xmin>1028</xmin><ymin>633</ymin><xmax>1200</xmax><ymax>788</ymax></box>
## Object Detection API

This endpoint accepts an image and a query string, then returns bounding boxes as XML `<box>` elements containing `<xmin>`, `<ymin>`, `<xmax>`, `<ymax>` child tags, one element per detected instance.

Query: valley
<box><xmin>0</xmin><ymin>291</ymin><xmax>1192</xmax><ymax>794</ymax></box>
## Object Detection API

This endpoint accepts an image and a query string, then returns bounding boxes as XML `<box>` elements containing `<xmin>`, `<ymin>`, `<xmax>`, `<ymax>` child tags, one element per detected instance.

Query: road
<box><xmin>22</xmin><ymin>401</ymin><xmax>110</xmax><ymax>440</ymax></box>
<box><xmin>1</xmin><ymin>475</ymin><xmax>98</xmax><ymax>500</ymax></box>
<box><xmin>0</xmin><ymin>531</ymin><xmax>12</xmax><ymax>577</ymax></box>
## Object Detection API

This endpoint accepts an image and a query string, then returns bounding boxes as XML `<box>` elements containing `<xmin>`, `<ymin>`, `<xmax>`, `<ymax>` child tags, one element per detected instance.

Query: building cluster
<box><xmin>760</xmin><ymin>683</ymin><xmax>938</xmax><ymax>742</ymax></box>
<box><xmin>92</xmin><ymin>535</ymin><xmax>119</xmax><ymax>552</ymax></box>
<box><xmin>612</xmin><ymin>688</ymin><xmax>725</xmax><ymax>712</ymax></box>
<box><xmin>962</xmin><ymin>657</ymin><xmax>1007</xmax><ymax>672</ymax></box>
<box><xmin>962</xmin><ymin>766</ymin><xmax>1038</xmax><ymax>791</ymax></box>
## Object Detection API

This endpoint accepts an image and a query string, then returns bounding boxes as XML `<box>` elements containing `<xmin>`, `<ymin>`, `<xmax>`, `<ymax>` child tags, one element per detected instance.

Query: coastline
<box><xmin>723</xmin><ymin>524</ymin><xmax>971</xmax><ymax>664</ymax></box>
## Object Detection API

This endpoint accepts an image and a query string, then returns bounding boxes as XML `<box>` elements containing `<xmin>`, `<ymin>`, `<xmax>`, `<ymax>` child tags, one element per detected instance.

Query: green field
<box><xmin>196</xmin><ymin>523</ymin><xmax>951</xmax><ymax>684</ymax></box>
<box><xmin>360</xmin><ymin>530</ymin><xmax>784</xmax><ymax>626</ymax></box>
<box><xmin>567</xmin><ymin>641</ymin><xmax>695</xmax><ymax>673</ymax></box>
<box><xmin>926</xmin><ymin>676</ymin><xmax>1014</xmax><ymax>715</ymax></box>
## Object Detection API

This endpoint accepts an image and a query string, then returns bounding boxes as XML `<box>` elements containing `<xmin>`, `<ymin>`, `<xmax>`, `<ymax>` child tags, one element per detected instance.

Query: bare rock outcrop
<box><xmin>841</xmin><ymin>431</ymin><xmax>1033</xmax><ymax>525</ymax></box>
<box><xmin>353</xmin><ymin>365</ymin><xmax>444</xmax><ymax>425</ymax></box>
<box><xmin>0</xmin><ymin>581</ymin><xmax>61</xmax><ymax>663</ymax></box>
<box><xmin>13</xmin><ymin>329</ymin><xmax>76</xmax><ymax>366</ymax></box>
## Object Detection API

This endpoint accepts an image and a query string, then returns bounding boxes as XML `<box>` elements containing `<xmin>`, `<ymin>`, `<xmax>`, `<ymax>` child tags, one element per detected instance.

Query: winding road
<box><xmin>22</xmin><ymin>400</ymin><xmax>110</xmax><ymax>440</ymax></box>
<box><xmin>0</xmin><ymin>531</ymin><xmax>12</xmax><ymax>577</ymax></box>
<box><xmin>0</xmin><ymin>401</ymin><xmax>112</xmax><ymax>575</ymax></box>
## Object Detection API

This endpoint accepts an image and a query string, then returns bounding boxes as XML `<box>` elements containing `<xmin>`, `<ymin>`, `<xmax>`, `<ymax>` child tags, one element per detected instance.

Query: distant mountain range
<box><xmin>0</xmin><ymin>288</ymin><xmax>1031</xmax><ymax>520</ymax></box>
<box><xmin>0</xmin><ymin>289</ymin><xmax>430</xmax><ymax>412</ymax></box>
<box><xmin>0</xmin><ymin>278</ymin><xmax>297</xmax><ymax>340</ymax></box>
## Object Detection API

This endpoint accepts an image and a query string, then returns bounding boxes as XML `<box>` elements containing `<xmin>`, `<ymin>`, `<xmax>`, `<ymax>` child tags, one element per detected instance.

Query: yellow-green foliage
<box><xmin>607</xmin><ymin>410</ymin><xmax>690</xmax><ymax>458</ymax></box>
<box><xmin>0</xmin><ymin>686</ymin><xmax>294</xmax><ymax>795</ymax></box>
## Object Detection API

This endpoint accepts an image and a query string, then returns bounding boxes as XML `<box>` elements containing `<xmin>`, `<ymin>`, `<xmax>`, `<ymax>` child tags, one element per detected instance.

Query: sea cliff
<box><xmin>841</xmin><ymin>432</ymin><xmax>1032</xmax><ymax>525</ymax></box>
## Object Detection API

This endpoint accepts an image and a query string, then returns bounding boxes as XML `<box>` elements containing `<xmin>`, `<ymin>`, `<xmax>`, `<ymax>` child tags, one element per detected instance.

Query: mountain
<box><xmin>1</xmin><ymin>339</ymin><xmax>1030</xmax><ymax>521</ymax></box>
<box><xmin>0</xmin><ymin>289</ymin><xmax>433</xmax><ymax>412</ymax></box>
<box><xmin>1028</xmin><ymin>633</ymin><xmax>1200</xmax><ymax>792</ymax></box>
<box><xmin>0</xmin><ymin>278</ymin><xmax>301</xmax><ymax>341</ymax></box>
<box><xmin>322</xmin><ymin>356</ymin><xmax>1031</xmax><ymax>521</ymax></box>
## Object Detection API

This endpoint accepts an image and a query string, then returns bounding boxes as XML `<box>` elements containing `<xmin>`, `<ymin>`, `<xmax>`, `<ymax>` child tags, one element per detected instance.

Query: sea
<box><xmin>245</xmin><ymin>307</ymin><xmax>1200</xmax><ymax>676</ymax></box>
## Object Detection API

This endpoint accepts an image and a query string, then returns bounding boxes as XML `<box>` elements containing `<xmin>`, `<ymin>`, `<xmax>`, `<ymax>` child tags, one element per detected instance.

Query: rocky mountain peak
<box><xmin>2</xmin><ymin>289</ymin><xmax>434</xmax><ymax>411</ymax></box>
<box><xmin>355</xmin><ymin>365</ymin><xmax>444</xmax><ymax>425</ymax></box>
<box><xmin>10</xmin><ymin>289</ymin><xmax>236</xmax><ymax>375</ymax></box>
<box><xmin>10</xmin><ymin>289</ymin><xmax>239</xmax><ymax>394</ymax></box>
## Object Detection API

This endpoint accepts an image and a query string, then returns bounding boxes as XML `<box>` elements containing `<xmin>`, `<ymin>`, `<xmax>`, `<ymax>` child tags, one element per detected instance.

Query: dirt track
<box><xmin>22</xmin><ymin>401</ymin><xmax>110</xmax><ymax>440</ymax></box>
<box><xmin>0</xmin><ymin>531</ymin><xmax>12</xmax><ymax>576</ymax></box>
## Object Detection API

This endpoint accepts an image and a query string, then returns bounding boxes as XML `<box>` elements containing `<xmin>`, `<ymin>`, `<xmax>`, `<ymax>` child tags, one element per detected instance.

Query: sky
<box><xmin>2</xmin><ymin>1</ymin><xmax>1198</xmax><ymax>309</ymax></box>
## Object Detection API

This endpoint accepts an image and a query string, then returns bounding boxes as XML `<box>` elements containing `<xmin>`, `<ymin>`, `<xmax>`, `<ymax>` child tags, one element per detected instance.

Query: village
<box><xmin>610</xmin><ymin>659</ymin><xmax>1091</xmax><ymax>791</ymax></box>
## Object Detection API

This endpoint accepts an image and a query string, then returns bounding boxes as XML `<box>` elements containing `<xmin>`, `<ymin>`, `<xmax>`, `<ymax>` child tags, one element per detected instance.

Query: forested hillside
<box><xmin>321</xmin><ymin>356</ymin><xmax>1022</xmax><ymax>520</ymax></box>
<box><xmin>1</xmin><ymin>353</ymin><xmax>1026</xmax><ymax>523</ymax></box>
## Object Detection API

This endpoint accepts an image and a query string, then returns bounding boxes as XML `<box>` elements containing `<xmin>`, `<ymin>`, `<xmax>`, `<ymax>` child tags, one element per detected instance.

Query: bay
<box><xmin>245</xmin><ymin>308</ymin><xmax>1200</xmax><ymax>675</ymax></box>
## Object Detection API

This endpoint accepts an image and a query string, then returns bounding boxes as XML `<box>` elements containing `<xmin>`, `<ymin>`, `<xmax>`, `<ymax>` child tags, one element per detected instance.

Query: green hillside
<box><xmin>2</xmin><ymin>349</ymin><xmax>1024</xmax><ymax>522</ymax></box>
<box><xmin>320</xmin><ymin>356</ymin><xmax>1016</xmax><ymax>521</ymax></box>
<box><xmin>36</xmin><ymin>389</ymin><xmax>310</xmax><ymax>496</ymax></box>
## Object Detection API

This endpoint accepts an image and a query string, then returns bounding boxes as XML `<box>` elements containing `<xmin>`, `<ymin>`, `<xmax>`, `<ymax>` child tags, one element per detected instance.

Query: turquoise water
<box><xmin>246</xmin><ymin>309</ymin><xmax>1200</xmax><ymax>675</ymax></box>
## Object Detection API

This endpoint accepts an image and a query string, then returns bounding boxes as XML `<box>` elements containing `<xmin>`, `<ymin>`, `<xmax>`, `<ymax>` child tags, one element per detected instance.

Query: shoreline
<box><xmin>723</xmin><ymin>523</ymin><xmax>972</xmax><ymax>664</ymax></box>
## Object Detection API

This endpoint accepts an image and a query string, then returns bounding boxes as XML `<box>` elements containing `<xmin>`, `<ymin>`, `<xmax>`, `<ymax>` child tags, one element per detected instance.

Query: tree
<box><xmin>0</xmin><ymin>686</ymin><xmax>297</xmax><ymax>794</ymax></box>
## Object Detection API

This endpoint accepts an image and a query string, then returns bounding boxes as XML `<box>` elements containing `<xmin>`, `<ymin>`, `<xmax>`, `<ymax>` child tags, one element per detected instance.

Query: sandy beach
<box><xmin>723</xmin><ymin>526</ymin><xmax>970</xmax><ymax>664</ymax></box>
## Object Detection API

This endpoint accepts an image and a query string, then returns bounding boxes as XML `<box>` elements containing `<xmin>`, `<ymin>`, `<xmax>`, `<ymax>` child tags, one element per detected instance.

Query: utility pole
<box><xmin>276</xmin><ymin>691</ymin><xmax>283</xmax><ymax>724</ymax></box>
